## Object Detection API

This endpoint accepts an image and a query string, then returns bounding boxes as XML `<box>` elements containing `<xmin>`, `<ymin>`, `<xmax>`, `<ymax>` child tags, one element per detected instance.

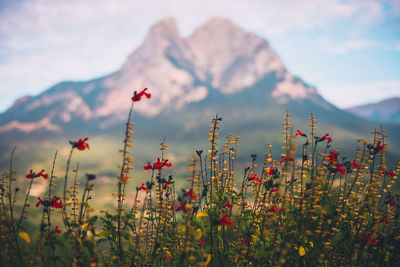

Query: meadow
<box><xmin>1</xmin><ymin>88</ymin><xmax>399</xmax><ymax>266</ymax></box>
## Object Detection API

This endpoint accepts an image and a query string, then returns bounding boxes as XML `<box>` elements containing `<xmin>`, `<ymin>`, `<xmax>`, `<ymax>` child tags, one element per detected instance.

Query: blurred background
<box><xmin>0</xmin><ymin>0</ymin><xmax>399</xmax><ymax>199</ymax></box>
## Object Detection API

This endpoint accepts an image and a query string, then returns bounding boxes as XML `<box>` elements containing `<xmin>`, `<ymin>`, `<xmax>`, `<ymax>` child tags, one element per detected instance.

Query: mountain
<box><xmin>0</xmin><ymin>17</ymin><xmax>399</xmax><ymax>172</ymax></box>
<box><xmin>347</xmin><ymin>97</ymin><xmax>400</xmax><ymax>123</ymax></box>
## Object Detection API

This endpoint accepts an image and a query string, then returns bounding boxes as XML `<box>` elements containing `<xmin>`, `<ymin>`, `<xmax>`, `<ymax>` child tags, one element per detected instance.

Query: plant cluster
<box><xmin>0</xmin><ymin>88</ymin><xmax>399</xmax><ymax>266</ymax></box>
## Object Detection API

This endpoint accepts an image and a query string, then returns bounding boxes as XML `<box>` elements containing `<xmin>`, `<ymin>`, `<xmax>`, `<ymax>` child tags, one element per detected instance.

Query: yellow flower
<box><xmin>299</xmin><ymin>246</ymin><xmax>306</xmax><ymax>256</ymax></box>
<box><xmin>18</xmin><ymin>232</ymin><xmax>31</xmax><ymax>243</ymax></box>
<box><xmin>196</xmin><ymin>212</ymin><xmax>208</xmax><ymax>218</ymax></box>
<box><xmin>195</xmin><ymin>229</ymin><xmax>202</xmax><ymax>240</ymax></box>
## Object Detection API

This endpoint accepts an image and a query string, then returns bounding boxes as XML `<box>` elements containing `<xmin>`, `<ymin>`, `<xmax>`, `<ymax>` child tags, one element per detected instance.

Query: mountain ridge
<box><xmin>0</xmin><ymin>17</ymin><xmax>399</xmax><ymax>170</ymax></box>
<box><xmin>347</xmin><ymin>97</ymin><xmax>400</xmax><ymax>123</ymax></box>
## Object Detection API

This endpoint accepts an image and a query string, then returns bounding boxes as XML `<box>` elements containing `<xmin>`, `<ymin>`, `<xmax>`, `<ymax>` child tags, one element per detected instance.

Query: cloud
<box><xmin>0</xmin><ymin>0</ymin><xmax>395</xmax><ymax>112</ymax></box>
<box><xmin>318</xmin><ymin>37</ymin><xmax>376</xmax><ymax>54</ymax></box>
<box><xmin>321</xmin><ymin>80</ymin><xmax>400</xmax><ymax>108</ymax></box>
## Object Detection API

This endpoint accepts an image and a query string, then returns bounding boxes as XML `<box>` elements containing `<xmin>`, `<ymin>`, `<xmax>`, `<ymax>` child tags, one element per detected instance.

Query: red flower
<box><xmin>388</xmin><ymin>197</ymin><xmax>396</xmax><ymax>207</ymax></box>
<box><xmin>36</xmin><ymin>196</ymin><xmax>63</xmax><ymax>209</ymax></box>
<box><xmin>90</xmin><ymin>257</ymin><xmax>97</xmax><ymax>263</ymax></box>
<box><xmin>225</xmin><ymin>200</ymin><xmax>233</xmax><ymax>209</ymax></box>
<box><xmin>319</xmin><ymin>133</ymin><xmax>332</xmax><ymax>143</ymax></box>
<box><xmin>271</xmin><ymin>207</ymin><xmax>281</xmax><ymax>214</ymax></box>
<box><xmin>186</xmin><ymin>189</ymin><xmax>197</xmax><ymax>200</ymax></box>
<box><xmin>163</xmin><ymin>254</ymin><xmax>168</xmax><ymax>260</ymax></box>
<box><xmin>176</xmin><ymin>202</ymin><xmax>184</xmax><ymax>211</ymax></box>
<box><xmin>350</xmin><ymin>159</ymin><xmax>360</xmax><ymax>169</ymax></box>
<box><xmin>26</xmin><ymin>169</ymin><xmax>48</xmax><ymax>179</ymax></box>
<box><xmin>380</xmin><ymin>216</ymin><xmax>389</xmax><ymax>225</ymax></box>
<box><xmin>139</xmin><ymin>183</ymin><xmax>148</xmax><ymax>191</ymax></box>
<box><xmin>163</xmin><ymin>180</ymin><xmax>172</xmax><ymax>190</ymax></box>
<box><xmin>143</xmin><ymin>162</ymin><xmax>152</xmax><ymax>170</ymax></box>
<box><xmin>132</xmin><ymin>88</ymin><xmax>151</xmax><ymax>102</ymax></box>
<box><xmin>218</xmin><ymin>214</ymin><xmax>234</xmax><ymax>226</ymax></box>
<box><xmin>271</xmin><ymin>188</ymin><xmax>277</xmax><ymax>193</ymax></box>
<box><xmin>144</xmin><ymin>158</ymin><xmax>172</xmax><ymax>171</ymax></box>
<box><xmin>280</xmin><ymin>155</ymin><xmax>287</xmax><ymax>164</ymax></box>
<box><xmin>249</xmin><ymin>173</ymin><xmax>260</xmax><ymax>183</ymax></box>
<box><xmin>376</xmin><ymin>141</ymin><xmax>384</xmax><ymax>152</ymax></box>
<box><xmin>327</xmin><ymin>150</ymin><xmax>338</xmax><ymax>163</ymax></box>
<box><xmin>70</xmin><ymin>138</ymin><xmax>89</xmax><ymax>151</ymax></box>
<box><xmin>51</xmin><ymin>196</ymin><xmax>63</xmax><ymax>209</ymax></box>
<box><xmin>268</xmin><ymin>165</ymin><xmax>275</xmax><ymax>176</ymax></box>
<box><xmin>335</xmin><ymin>163</ymin><xmax>346</xmax><ymax>175</ymax></box>
<box><xmin>387</xmin><ymin>169</ymin><xmax>396</xmax><ymax>178</ymax></box>
<box><xmin>54</xmin><ymin>225</ymin><xmax>62</xmax><ymax>234</ymax></box>
<box><xmin>199</xmin><ymin>238</ymin><xmax>205</xmax><ymax>246</ymax></box>
<box><xmin>295</xmin><ymin>129</ymin><xmax>306</xmax><ymax>137</ymax></box>
<box><xmin>367</xmin><ymin>237</ymin><xmax>377</xmax><ymax>244</ymax></box>
<box><xmin>36</xmin><ymin>197</ymin><xmax>44</xmax><ymax>208</ymax></box>
<box><xmin>241</xmin><ymin>239</ymin><xmax>248</xmax><ymax>246</ymax></box>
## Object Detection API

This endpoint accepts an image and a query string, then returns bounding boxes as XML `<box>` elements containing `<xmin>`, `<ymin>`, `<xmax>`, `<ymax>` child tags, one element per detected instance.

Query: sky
<box><xmin>0</xmin><ymin>0</ymin><xmax>399</xmax><ymax>112</ymax></box>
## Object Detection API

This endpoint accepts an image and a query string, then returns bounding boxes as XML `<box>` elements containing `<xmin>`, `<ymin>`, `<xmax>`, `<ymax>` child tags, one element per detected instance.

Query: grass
<box><xmin>0</xmin><ymin>89</ymin><xmax>399</xmax><ymax>266</ymax></box>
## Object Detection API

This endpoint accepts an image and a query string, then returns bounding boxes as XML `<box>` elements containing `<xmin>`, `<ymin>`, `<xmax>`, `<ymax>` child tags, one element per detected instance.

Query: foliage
<box><xmin>0</xmin><ymin>89</ymin><xmax>399</xmax><ymax>266</ymax></box>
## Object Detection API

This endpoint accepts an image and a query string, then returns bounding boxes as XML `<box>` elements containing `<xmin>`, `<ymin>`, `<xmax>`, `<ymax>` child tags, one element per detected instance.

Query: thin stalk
<box><xmin>8</xmin><ymin>147</ymin><xmax>24</xmax><ymax>267</ymax></box>
<box><xmin>62</xmin><ymin>147</ymin><xmax>74</xmax><ymax>229</ymax></box>
<box><xmin>16</xmin><ymin>178</ymin><xmax>33</xmax><ymax>231</ymax></box>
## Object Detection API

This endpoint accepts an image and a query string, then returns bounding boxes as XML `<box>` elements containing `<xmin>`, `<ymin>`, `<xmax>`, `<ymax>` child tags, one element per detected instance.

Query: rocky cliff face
<box><xmin>0</xmin><ymin>17</ymin><xmax>327</xmax><ymax>133</ymax></box>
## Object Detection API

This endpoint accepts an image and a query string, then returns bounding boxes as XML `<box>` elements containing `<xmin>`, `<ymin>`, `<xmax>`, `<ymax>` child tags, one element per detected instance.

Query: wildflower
<box><xmin>386</xmin><ymin>197</ymin><xmax>396</xmax><ymax>207</ymax></box>
<box><xmin>36</xmin><ymin>196</ymin><xmax>63</xmax><ymax>209</ymax></box>
<box><xmin>249</xmin><ymin>173</ymin><xmax>260</xmax><ymax>183</ymax></box>
<box><xmin>143</xmin><ymin>162</ymin><xmax>153</xmax><ymax>170</ymax></box>
<box><xmin>218</xmin><ymin>214</ymin><xmax>234</xmax><ymax>226</ymax></box>
<box><xmin>335</xmin><ymin>163</ymin><xmax>346</xmax><ymax>175</ymax></box>
<box><xmin>225</xmin><ymin>200</ymin><xmax>233</xmax><ymax>209</ymax></box>
<box><xmin>241</xmin><ymin>239</ymin><xmax>248</xmax><ymax>246</ymax></box>
<box><xmin>387</xmin><ymin>169</ymin><xmax>396</xmax><ymax>178</ymax></box>
<box><xmin>199</xmin><ymin>238</ymin><xmax>205</xmax><ymax>246</ymax></box>
<box><xmin>36</xmin><ymin>197</ymin><xmax>44</xmax><ymax>208</ymax></box>
<box><xmin>380</xmin><ymin>216</ymin><xmax>389</xmax><ymax>225</ymax></box>
<box><xmin>132</xmin><ymin>88</ymin><xmax>151</xmax><ymax>102</ymax></box>
<box><xmin>271</xmin><ymin>207</ymin><xmax>281</xmax><ymax>214</ymax></box>
<box><xmin>25</xmin><ymin>169</ymin><xmax>48</xmax><ymax>179</ymax></box>
<box><xmin>163</xmin><ymin>254</ymin><xmax>169</xmax><ymax>260</ymax></box>
<box><xmin>271</xmin><ymin>188</ymin><xmax>277</xmax><ymax>193</ymax></box>
<box><xmin>268</xmin><ymin>166</ymin><xmax>275</xmax><ymax>176</ymax></box>
<box><xmin>70</xmin><ymin>137</ymin><xmax>89</xmax><ymax>151</ymax></box>
<box><xmin>186</xmin><ymin>189</ymin><xmax>197</xmax><ymax>200</ymax></box>
<box><xmin>318</xmin><ymin>133</ymin><xmax>332</xmax><ymax>143</ymax></box>
<box><xmin>359</xmin><ymin>234</ymin><xmax>377</xmax><ymax>245</ymax></box>
<box><xmin>350</xmin><ymin>159</ymin><xmax>360</xmax><ymax>169</ymax></box>
<box><xmin>327</xmin><ymin>150</ymin><xmax>338</xmax><ymax>163</ymax></box>
<box><xmin>376</xmin><ymin>141</ymin><xmax>384</xmax><ymax>152</ymax></box>
<box><xmin>196</xmin><ymin>212</ymin><xmax>208</xmax><ymax>218</ymax></box>
<box><xmin>51</xmin><ymin>196</ymin><xmax>63</xmax><ymax>209</ymax></box>
<box><xmin>295</xmin><ymin>129</ymin><xmax>307</xmax><ymax>137</ymax></box>
<box><xmin>163</xmin><ymin>180</ymin><xmax>172</xmax><ymax>190</ymax></box>
<box><xmin>144</xmin><ymin>158</ymin><xmax>172</xmax><ymax>171</ymax></box>
<box><xmin>154</xmin><ymin>158</ymin><xmax>172</xmax><ymax>169</ymax></box>
<box><xmin>139</xmin><ymin>183</ymin><xmax>148</xmax><ymax>191</ymax></box>
<box><xmin>54</xmin><ymin>225</ymin><xmax>62</xmax><ymax>234</ymax></box>
<box><xmin>176</xmin><ymin>202</ymin><xmax>184</xmax><ymax>211</ymax></box>
<box><xmin>280</xmin><ymin>155</ymin><xmax>291</xmax><ymax>164</ymax></box>
<box><xmin>90</xmin><ymin>257</ymin><xmax>97</xmax><ymax>263</ymax></box>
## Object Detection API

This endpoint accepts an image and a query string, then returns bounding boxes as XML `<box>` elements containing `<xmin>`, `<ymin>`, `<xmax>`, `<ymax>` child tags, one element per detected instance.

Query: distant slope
<box><xmin>347</xmin><ymin>97</ymin><xmax>400</xmax><ymax>123</ymax></box>
<box><xmin>0</xmin><ymin>17</ymin><xmax>399</xmax><ymax>172</ymax></box>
